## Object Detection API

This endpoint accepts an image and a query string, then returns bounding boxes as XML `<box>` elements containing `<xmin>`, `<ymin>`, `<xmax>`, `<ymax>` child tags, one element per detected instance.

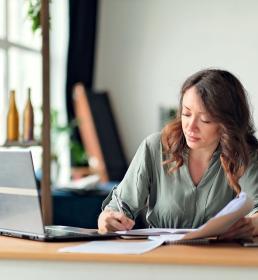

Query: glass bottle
<box><xmin>7</xmin><ymin>90</ymin><xmax>19</xmax><ymax>142</ymax></box>
<box><xmin>23</xmin><ymin>88</ymin><xmax>34</xmax><ymax>142</ymax></box>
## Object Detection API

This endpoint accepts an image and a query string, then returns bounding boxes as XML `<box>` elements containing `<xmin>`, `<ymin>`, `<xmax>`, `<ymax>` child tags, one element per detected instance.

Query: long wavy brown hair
<box><xmin>162</xmin><ymin>69</ymin><xmax>258</xmax><ymax>194</ymax></box>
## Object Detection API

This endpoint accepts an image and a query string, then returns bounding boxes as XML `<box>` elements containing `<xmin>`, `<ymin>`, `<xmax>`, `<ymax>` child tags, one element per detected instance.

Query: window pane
<box><xmin>0</xmin><ymin>50</ymin><xmax>6</xmax><ymax>144</ymax></box>
<box><xmin>8</xmin><ymin>0</ymin><xmax>41</xmax><ymax>49</ymax></box>
<box><xmin>0</xmin><ymin>0</ymin><xmax>5</xmax><ymax>38</ymax></box>
<box><xmin>8</xmin><ymin>47</ymin><xmax>42</xmax><ymax>141</ymax></box>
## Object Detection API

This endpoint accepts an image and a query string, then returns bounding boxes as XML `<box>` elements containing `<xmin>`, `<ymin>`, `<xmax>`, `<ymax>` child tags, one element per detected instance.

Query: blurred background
<box><xmin>1</xmin><ymin>0</ymin><xmax>258</xmax><ymax>190</ymax></box>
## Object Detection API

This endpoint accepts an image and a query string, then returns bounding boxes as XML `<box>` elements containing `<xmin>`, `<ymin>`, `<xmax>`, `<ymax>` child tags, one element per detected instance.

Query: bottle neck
<box><xmin>27</xmin><ymin>88</ymin><xmax>31</xmax><ymax>100</ymax></box>
<box><xmin>9</xmin><ymin>91</ymin><xmax>17</xmax><ymax>108</ymax></box>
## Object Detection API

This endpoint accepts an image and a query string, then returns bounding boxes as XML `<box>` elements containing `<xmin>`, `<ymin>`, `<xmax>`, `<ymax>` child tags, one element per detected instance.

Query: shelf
<box><xmin>3</xmin><ymin>140</ymin><xmax>41</xmax><ymax>147</ymax></box>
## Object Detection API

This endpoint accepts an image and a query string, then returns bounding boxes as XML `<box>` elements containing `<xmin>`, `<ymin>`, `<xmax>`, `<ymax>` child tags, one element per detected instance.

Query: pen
<box><xmin>113</xmin><ymin>189</ymin><xmax>124</xmax><ymax>214</ymax></box>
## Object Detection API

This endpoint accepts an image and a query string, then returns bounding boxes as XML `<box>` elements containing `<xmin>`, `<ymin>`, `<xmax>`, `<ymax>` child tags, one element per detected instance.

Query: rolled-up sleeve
<box><xmin>102</xmin><ymin>135</ymin><xmax>156</xmax><ymax>220</ymax></box>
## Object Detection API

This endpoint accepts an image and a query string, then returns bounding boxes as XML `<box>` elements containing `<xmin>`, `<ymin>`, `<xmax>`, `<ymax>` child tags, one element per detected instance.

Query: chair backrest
<box><xmin>73</xmin><ymin>83</ymin><xmax>128</xmax><ymax>182</ymax></box>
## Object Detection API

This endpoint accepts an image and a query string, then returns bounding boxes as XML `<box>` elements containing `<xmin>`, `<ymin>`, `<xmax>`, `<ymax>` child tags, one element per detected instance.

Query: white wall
<box><xmin>94</xmin><ymin>0</ymin><xmax>258</xmax><ymax>160</ymax></box>
<box><xmin>50</xmin><ymin>0</ymin><xmax>70</xmax><ymax>184</ymax></box>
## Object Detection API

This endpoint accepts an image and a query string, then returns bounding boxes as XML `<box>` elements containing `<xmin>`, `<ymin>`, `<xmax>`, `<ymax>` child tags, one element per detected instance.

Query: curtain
<box><xmin>66</xmin><ymin>0</ymin><xmax>99</xmax><ymax>121</ymax></box>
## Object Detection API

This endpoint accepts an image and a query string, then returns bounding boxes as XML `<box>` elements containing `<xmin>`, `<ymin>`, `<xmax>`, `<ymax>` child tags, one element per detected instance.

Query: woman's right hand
<box><xmin>98</xmin><ymin>209</ymin><xmax>135</xmax><ymax>233</ymax></box>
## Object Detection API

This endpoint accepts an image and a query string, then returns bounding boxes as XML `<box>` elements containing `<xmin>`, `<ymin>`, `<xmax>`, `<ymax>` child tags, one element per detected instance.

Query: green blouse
<box><xmin>102</xmin><ymin>133</ymin><xmax>258</xmax><ymax>228</ymax></box>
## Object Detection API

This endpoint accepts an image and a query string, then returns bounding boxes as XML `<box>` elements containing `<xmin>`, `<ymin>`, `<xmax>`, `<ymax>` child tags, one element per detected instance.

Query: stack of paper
<box><xmin>117</xmin><ymin>192</ymin><xmax>254</xmax><ymax>242</ymax></box>
<box><xmin>59</xmin><ymin>192</ymin><xmax>253</xmax><ymax>254</ymax></box>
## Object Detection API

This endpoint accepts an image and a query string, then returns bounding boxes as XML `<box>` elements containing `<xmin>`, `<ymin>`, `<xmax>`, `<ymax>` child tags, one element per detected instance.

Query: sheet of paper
<box><xmin>116</xmin><ymin>228</ymin><xmax>196</xmax><ymax>236</ymax></box>
<box><xmin>149</xmin><ymin>234</ymin><xmax>186</xmax><ymax>242</ymax></box>
<box><xmin>117</xmin><ymin>192</ymin><xmax>253</xmax><ymax>241</ymax></box>
<box><xmin>183</xmin><ymin>192</ymin><xmax>254</xmax><ymax>240</ymax></box>
<box><xmin>148</xmin><ymin>234</ymin><xmax>211</xmax><ymax>245</ymax></box>
<box><xmin>59</xmin><ymin>240</ymin><xmax>163</xmax><ymax>254</ymax></box>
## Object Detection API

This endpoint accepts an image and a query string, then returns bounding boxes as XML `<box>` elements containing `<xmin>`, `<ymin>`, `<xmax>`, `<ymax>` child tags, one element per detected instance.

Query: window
<box><xmin>0</xmin><ymin>0</ymin><xmax>42</xmax><ymax>144</ymax></box>
<box><xmin>0</xmin><ymin>0</ymin><xmax>5</xmax><ymax>38</ymax></box>
<box><xmin>1</xmin><ymin>0</ymin><xmax>70</xmax><ymax>183</ymax></box>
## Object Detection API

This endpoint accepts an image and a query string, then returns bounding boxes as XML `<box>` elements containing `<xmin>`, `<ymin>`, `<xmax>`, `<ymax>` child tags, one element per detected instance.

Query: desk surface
<box><xmin>0</xmin><ymin>236</ymin><xmax>257</xmax><ymax>267</ymax></box>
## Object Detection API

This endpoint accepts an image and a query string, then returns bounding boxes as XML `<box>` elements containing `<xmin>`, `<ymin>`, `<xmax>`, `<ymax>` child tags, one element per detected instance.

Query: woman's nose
<box><xmin>188</xmin><ymin>117</ymin><xmax>198</xmax><ymax>131</ymax></box>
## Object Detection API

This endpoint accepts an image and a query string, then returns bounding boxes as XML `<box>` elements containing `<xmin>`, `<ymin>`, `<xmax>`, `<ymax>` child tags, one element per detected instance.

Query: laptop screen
<box><xmin>0</xmin><ymin>149</ymin><xmax>45</xmax><ymax>235</ymax></box>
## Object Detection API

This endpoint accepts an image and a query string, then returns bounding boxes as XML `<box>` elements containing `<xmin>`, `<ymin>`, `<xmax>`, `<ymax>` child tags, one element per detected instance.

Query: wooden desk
<box><xmin>0</xmin><ymin>236</ymin><xmax>258</xmax><ymax>280</ymax></box>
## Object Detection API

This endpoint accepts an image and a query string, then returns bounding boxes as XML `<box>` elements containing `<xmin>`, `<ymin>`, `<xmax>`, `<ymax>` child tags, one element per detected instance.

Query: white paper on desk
<box><xmin>116</xmin><ymin>228</ymin><xmax>196</xmax><ymax>236</ymax></box>
<box><xmin>59</xmin><ymin>240</ymin><xmax>164</xmax><ymax>254</ymax></box>
<box><xmin>148</xmin><ymin>234</ymin><xmax>211</xmax><ymax>245</ymax></box>
<box><xmin>149</xmin><ymin>234</ymin><xmax>186</xmax><ymax>242</ymax></box>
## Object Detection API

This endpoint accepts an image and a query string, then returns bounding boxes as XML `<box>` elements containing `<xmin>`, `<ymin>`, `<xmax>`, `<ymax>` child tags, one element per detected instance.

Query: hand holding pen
<box><xmin>113</xmin><ymin>188</ymin><xmax>134</xmax><ymax>219</ymax></box>
<box><xmin>98</xmin><ymin>188</ymin><xmax>135</xmax><ymax>233</ymax></box>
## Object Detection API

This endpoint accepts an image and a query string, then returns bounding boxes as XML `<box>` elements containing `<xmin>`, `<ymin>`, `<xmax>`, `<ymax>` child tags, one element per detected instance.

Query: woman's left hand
<box><xmin>218</xmin><ymin>217</ymin><xmax>255</xmax><ymax>240</ymax></box>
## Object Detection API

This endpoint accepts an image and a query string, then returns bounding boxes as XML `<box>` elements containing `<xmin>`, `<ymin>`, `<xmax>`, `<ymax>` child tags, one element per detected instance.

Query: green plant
<box><xmin>26</xmin><ymin>0</ymin><xmax>51</xmax><ymax>33</ymax></box>
<box><xmin>27</xmin><ymin>0</ymin><xmax>41</xmax><ymax>33</ymax></box>
<box><xmin>70</xmin><ymin>140</ymin><xmax>88</xmax><ymax>167</ymax></box>
<box><xmin>51</xmin><ymin>109</ymin><xmax>88</xmax><ymax>167</ymax></box>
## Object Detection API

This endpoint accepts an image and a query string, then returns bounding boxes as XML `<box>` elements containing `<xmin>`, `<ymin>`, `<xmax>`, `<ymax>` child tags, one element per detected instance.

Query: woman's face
<box><xmin>181</xmin><ymin>86</ymin><xmax>221</xmax><ymax>153</ymax></box>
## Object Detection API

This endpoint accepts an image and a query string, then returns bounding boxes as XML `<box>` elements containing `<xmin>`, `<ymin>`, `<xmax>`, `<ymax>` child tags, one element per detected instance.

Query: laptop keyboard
<box><xmin>43</xmin><ymin>226</ymin><xmax>118</xmax><ymax>240</ymax></box>
<box><xmin>45</xmin><ymin>227</ymin><xmax>89</xmax><ymax>237</ymax></box>
<box><xmin>44</xmin><ymin>225</ymin><xmax>101</xmax><ymax>238</ymax></box>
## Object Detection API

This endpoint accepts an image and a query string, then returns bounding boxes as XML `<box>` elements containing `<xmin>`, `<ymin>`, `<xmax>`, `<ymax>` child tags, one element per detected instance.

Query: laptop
<box><xmin>0</xmin><ymin>149</ymin><xmax>118</xmax><ymax>241</ymax></box>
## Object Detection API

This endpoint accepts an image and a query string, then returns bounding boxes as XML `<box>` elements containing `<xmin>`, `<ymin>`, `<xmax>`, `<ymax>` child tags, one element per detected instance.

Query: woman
<box><xmin>98</xmin><ymin>69</ymin><xmax>258</xmax><ymax>239</ymax></box>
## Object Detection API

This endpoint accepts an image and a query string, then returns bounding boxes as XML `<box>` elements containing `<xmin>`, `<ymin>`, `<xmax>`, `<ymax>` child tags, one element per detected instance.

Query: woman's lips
<box><xmin>187</xmin><ymin>135</ymin><xmax>200</xmax><ymax>142</ymax></box>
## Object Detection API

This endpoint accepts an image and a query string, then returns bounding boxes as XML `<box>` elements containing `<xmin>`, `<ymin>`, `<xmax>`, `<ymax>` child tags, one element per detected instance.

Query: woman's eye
<box><xmin>182</xmin><ymin>113</ymin><xmax>190</xmax><ymax>117</ymax></box>
<box><xmin>201</xmin><ymin>119</ymin><xmax>211</xmax><ymax>123</ymax></box>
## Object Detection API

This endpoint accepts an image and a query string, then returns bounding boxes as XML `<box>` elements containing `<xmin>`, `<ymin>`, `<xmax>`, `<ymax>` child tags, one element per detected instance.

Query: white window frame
<box><xmin>0</xmin><ymin>0</ymin><xmax>70</xmax><ymax>183</ymax></box>
<box><xmin>0</xmin><ymin>0</ymin><xmax>41</xmax><ymax>144</ymax></box>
